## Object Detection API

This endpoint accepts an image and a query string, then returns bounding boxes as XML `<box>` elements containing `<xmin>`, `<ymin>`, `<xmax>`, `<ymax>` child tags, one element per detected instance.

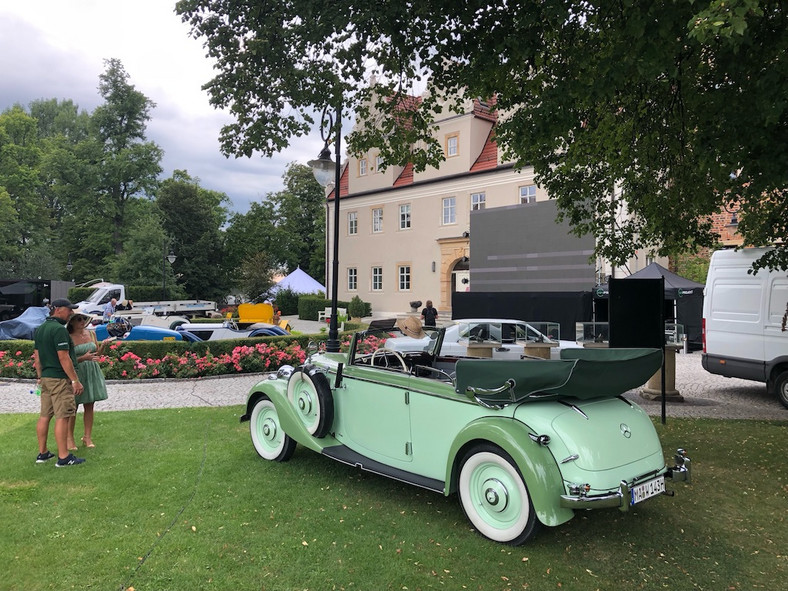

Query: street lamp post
<box><xmin>162</xmin><ymin>243</ymin><xmax>176</xmax><ymax>300</ymax></box>
<box><xmin>308</xmin><ymin>106</ymin><xmax>342</xmax><ymax>353</ymax></box>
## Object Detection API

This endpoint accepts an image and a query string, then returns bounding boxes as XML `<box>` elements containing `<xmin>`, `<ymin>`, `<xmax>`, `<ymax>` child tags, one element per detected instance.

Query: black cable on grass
<box><xmin>118</xmin><ymin>424</ymin><xmax>209</xmax><ymax>591</ymax></box>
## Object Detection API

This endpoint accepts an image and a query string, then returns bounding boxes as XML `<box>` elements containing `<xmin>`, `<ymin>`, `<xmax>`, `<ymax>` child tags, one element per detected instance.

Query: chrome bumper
<box><xmin>559</xmin><ymin>449</ymin><xmax>691</xmax><ymax>511</ymax></box>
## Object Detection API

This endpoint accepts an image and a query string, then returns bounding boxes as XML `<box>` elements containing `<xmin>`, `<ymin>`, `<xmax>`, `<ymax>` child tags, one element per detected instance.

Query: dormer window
<box><xmin>359</xmin><ymin>158</ymin><xmax>368</xmax><ymax>176</ymax></box>
<box><xmin>446</xmin><ymin>133</ymin><xmax>459</xmax><ymax>157</ymax></box>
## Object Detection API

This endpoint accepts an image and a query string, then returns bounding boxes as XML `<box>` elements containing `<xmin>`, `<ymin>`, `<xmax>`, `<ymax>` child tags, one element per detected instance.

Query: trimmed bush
<box><xmin>273</xmin><ymin>287</ymin><xmax>301</xmax><ymax>315</ymax></box>
<box><xmin>348</xmin><ymin>295</ymin><xmax>366</xmax><ymax>319</ymax></box>
<box><xmin>298</xmin><ymin>296</ymin><xmax>372</xmax><ymax>320</ymax></box>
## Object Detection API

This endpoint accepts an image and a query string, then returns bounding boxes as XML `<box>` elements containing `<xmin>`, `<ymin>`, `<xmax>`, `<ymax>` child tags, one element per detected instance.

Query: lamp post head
<box><xmin>166</xmin><ymin>251</ymin><xmax>177</xmax><ymax>264</ymax></box>
<box><xmin>308</xmin><ymin>145</ymin><xmax>335</xmax><ymax>188</ymax></box>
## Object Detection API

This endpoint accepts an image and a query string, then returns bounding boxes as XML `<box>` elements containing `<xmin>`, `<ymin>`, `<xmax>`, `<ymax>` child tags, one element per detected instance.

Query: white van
<box><xmin>702</xmin><ymin>248</ymin><xmax>788</xmax><ymax>408</ymax></box>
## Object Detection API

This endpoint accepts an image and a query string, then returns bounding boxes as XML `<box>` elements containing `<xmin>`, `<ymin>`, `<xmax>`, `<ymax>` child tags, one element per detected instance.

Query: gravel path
<box><xmin>1</xmin><ymin>352</ymin><xmax>786</xmax><ymax>420</ymax></box>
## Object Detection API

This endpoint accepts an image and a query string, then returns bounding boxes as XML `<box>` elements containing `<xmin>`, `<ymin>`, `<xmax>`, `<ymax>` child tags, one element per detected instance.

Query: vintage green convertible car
<box><xmin>240</xmin><ymin>320</ymin><xmax>691</xmax><ymax>544</ymax></box>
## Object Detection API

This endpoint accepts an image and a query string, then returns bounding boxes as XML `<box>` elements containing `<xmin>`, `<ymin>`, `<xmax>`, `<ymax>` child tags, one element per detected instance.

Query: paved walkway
<box><xmin>1</xmin><ymin>351</ymin><xmax>786</xmax><ymax>420</ymax></box>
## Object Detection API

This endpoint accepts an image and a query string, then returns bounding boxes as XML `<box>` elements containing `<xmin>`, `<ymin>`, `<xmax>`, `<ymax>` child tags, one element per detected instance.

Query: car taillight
<box><xmin>702</xmin><ymin>318</ymin><xmax>706</xmax><ymax>353</ymax></box>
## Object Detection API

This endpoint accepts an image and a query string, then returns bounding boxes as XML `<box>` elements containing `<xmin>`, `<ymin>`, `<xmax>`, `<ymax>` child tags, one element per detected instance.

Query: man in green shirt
<box><xmin>34</xmin><ymin>299</ymin><xmax>86</xmax><ymax>467</ymax></box>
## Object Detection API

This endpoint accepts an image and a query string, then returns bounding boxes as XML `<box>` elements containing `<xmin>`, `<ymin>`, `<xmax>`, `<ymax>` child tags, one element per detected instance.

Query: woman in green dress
<box><xmin>67</xmin><ymin>313</ymin><xmax>109</xmax><ymax>449</ymax></box>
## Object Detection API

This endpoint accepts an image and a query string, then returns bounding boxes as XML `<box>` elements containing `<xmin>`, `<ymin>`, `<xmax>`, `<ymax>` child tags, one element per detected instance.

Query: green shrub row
<box><xmin>0</xmin><ymin>327</ymin><xmax>369</xmax><ymax>368</ymax></box>
<box><xmin>297</xmin><ymin>296</ymin><xmax>372</xmax><ymax>320</ymax></box>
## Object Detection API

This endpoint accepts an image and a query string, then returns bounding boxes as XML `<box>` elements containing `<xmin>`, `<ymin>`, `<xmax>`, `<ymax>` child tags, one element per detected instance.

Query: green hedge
<box><xmin>0</xmin><ymin>329</ymin><xmax>366</xmax><ymax>363</ymax></box>
<box><xmin>0</xmin><ymin>340</ymin><xmax>35</xmax><ymax>358</ymax></box>
<box><xmin>297</xmin><ymin>296</ymin><xmax>372</xmax><ymax>320</ymax></box>
<box><xmin>273</xmin><ymin>287</ymin><xmax>302</xmax><ymax>316</ymax></box>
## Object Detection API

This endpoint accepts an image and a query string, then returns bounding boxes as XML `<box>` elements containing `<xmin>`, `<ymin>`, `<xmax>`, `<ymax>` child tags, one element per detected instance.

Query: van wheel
<box><xmin>774</xmin><ymin>370</ymin><xmax>788</xmax><ymax>409</ymax></box>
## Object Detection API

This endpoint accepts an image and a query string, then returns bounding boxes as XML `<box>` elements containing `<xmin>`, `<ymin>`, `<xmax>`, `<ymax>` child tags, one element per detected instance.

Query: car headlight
<box><xmin>268</xmin><ymin>365</ymin><xmax>295</xmax><ymax>380</ymax></box>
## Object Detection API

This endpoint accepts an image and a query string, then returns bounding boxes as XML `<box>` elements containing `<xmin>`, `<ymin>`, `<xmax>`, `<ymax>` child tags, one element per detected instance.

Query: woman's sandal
<box><xmin>81</xmin><ymin>436</ymin><xmax>95</xmax><ymax>448</ymax></box>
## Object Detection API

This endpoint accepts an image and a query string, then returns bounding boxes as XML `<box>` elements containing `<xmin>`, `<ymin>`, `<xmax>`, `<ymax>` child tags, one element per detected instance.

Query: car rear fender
<box><xmin>243</xmin><ymin>379</ymin><xmax>337</xmax><ymax>454</ymax></box>
<box><xmin>445</xmin><ymin>417</ymin><xmax>575</xmax><ymax>527</ymax></box>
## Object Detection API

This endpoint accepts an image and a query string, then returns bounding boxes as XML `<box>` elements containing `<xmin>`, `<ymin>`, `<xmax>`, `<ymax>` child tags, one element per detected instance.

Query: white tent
<box><xmin>270</xmin><ymin>267</ymin><xmax>326</xmax><ymax>295</ymax></box>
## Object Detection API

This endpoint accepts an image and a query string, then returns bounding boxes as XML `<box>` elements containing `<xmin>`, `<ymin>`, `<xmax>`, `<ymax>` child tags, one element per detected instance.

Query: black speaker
<box><xmin>608</xmin><ymin>278</ymin><xmax>664</xmax><ymax>348</ymax></box>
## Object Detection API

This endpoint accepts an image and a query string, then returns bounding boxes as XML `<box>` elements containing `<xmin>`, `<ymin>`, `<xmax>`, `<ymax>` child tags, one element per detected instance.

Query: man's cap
<box><xmin>51</xmin><ymin>298</ymin><xmax>79</xmax><ymax>309</ymax></box>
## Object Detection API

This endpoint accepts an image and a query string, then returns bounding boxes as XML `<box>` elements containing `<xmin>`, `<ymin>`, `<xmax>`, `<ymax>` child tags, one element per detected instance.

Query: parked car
<box><xmin>386</xmin><ymin>318</ymin><xmax>581</xmax><ymax>360</ymax></box>
<box><xmin>240</xmin><ymin>320</ymin><xmax>691</xmax><ymax>545</ymax></box>
<box><xmin>0</xmin><ymin>306</ymin><xmax>49</xmax><ymax>340</ymax></box>
<box><xmin>94</xmin><ymin>320</ymin><xmax>189</xmax><ymax>342</ymax></box>
<box><xmin>175</xmin><ymin>320</ymin><xmax>289</xmax><ymax>341</ymax></box>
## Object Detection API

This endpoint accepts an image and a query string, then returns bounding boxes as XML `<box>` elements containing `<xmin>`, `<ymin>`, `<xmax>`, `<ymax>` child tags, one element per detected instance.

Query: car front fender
<box><xmin>445</xmin><ymin>417</ymin><xmax>575</xmax><ymax>527</ymax></box>
<box><xmin>242</xmin><ymin>378</ymin><xmax>337</xmax><ymax>454</ymax></box>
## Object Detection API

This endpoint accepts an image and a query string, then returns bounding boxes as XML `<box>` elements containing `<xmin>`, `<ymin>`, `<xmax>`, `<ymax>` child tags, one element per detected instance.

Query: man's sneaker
<box><xmin>55</xmin><ymin>454</ymin><xmax>85</xmax><ymax>467</ymax></box>
<box><xmin>36</xmin><ymin>451</ymin><xmax>56</xmax><ymax>463</ymax></box>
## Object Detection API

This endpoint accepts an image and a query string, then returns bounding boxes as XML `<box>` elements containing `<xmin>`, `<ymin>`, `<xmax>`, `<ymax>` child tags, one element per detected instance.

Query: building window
<box><xmin>347</xmin><ymin>211</ymin><xmax>357</xmax><ymax>235</ymax></box>
<box><xmin>442</xmin><ymin>197</ymin><xmax>456</xmax><ymax>225</ymax></box>
<box><xmin>446</xmin><ymin>133</ymin><xmax>459</xmax><ymax>157</ymax></box>
<box><xmin>399</xmin><ymin>204</ymin><xmax>411</xmax><ymax>230</ymax></box>
<box><xmin>471</xmin><ymin>192</ymin><xmax>486</xmax><ymax>210</ymax></box>
<box><xmin>376</xmin><ymin>154</ymin><xmax>385</xmax><ymax>172</ymax></box>
<box><xmin>359</xmin><ymin>158</ymin><xmax>368</xmax><ymax>176</ymax></box>
<box><xmin>372</xmin><ymin>267</ymin><xmax>383</xmax><ymax>291</ymax></box>
<box><xmin>398</xmin><ymin>265</ymin><xmax>411</xmax><ymax>291</ymax></box>
<box><xmin>347</xmin><ymin>268</ymin><xmax>357</xmax><ymax>291</ymax></box>
<box><xmin>520</xmin><ymin>185</ymin><xmax>536</xmax><ymax>204</ymax></box>
<box><xmin>372</xmin><ymin>208</ymin><xmax>383</xmax><ymax>233</ymax></box>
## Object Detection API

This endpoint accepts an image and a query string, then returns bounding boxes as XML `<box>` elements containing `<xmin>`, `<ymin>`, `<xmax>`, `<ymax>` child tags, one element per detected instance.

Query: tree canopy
<box><xmin>177</xmin><ymin>0</ymin><xmax>788</xmax><ymax>271</ymax></box>
<box><xmin>224</xmin><ymin>163</ymin><xmax>326</xmax><ymax>294</ymax></box>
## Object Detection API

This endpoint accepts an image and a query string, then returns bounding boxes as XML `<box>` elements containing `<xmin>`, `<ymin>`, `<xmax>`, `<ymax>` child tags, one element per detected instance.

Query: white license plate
<box><xmin>630</xmin><ymin>476</ymin><xmax>665</xmax><ymax>505</ymax></box>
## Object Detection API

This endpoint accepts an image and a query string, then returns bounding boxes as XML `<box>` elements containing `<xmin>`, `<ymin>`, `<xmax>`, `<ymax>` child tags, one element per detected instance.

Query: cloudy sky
<box><xmin>0</xmin><ymin>0</ymin><xmax>326</xmax><ymax>213</ymax></box>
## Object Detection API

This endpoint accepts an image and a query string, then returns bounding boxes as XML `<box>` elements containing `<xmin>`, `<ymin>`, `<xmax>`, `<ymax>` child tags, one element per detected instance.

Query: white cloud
<box><xmin>0</xmin><ymin>0</ymin><xmax>326</xmax><ymax>213</ymax></box>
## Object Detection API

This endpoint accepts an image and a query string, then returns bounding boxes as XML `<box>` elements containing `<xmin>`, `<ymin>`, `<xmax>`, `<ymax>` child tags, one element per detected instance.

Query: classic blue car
<box><xmin>240</xmin><ymin>320</ymin><xmax>691</xmax><ymax>545</ymax></box>
<box><xmin>94</xmin><ymin>322</ymin><xmax>188</xmax><ymax>341</ymax></box>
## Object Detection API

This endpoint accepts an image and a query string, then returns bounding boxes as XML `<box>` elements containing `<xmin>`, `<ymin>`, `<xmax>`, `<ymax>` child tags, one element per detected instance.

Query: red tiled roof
<box><xmin>473</xmin><ymin>96</ymin><xmax>498</xmax><ymax>122</ymax></box>
<box><xmin>393</xmin><ymin>162</ymin><xmax>414</xmax><ymax>187</ymax></box>
<box><xmin>470</xmin><ymin>127</ymin><xmax>498</xmax><ymax>172</ymax></box>
<box><xmin>328</xmin><ymin>163</ymin><xmax>350</xmax><ymax>200</ymax></box>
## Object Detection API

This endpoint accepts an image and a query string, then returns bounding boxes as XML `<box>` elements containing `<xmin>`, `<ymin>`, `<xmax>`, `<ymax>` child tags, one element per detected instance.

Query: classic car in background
<box><xmin>0</xmin><ymin>306</ymin><xmax>49</xmax><ymax>340</ymax></box>
<box><xmin>92</xmin><ymin>318</ymin><xmax>290</xmax><ymax>343</ymax></box>
<box><xmin>386</xmin><ymin>318</ymin><xmax>582</xmax><ymax>360</ymax></box>
<box><xmin>175</xmin><ymin>320</ymin><xmax>289</xmax><ymax>341</ymax></box>
<box><xmin>94</xmin><ymin>319</ymin><xmax>190</xmax><ymax>342</ymax></box>
<box><xmin>240</xmin><ymin>320</ymin><xmax>691</xmax><ymax>545</ymax></box>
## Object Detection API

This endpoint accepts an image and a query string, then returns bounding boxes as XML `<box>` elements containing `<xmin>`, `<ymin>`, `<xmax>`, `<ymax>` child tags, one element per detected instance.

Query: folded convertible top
<box><xmin>455</xmin><ymin>347</ymin><xmax>662</xmax><ymax>406</ymax></box>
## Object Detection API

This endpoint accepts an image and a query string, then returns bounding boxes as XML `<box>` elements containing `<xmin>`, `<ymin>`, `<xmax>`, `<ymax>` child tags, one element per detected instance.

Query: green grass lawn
<box><xmin>1</xmin><ymin>407</ymin><xmax>785</xmax><ymax>591</ymax></box>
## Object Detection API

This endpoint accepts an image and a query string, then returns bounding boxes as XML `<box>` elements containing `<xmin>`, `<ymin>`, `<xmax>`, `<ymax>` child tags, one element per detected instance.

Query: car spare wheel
<box><xmin>250</xmin><ymin>396</ymin><xmax>296</xmax><ymax>462</ymax></box>
<box><xmin>458</xmin><ymin>444</ymin><xmax>539</xmax><ymax>545</ymax></box>
<box><xmin>287</xmin><ymin>366</ymin><xmax>334</xmax><ymax>438</ymax></box>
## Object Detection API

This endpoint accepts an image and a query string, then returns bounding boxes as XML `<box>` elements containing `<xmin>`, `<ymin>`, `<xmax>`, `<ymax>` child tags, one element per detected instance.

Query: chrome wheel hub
<box><xmin>482</xmin><ymin>478</ymin><xmax>509</xmax><ymax>512</ymax></box>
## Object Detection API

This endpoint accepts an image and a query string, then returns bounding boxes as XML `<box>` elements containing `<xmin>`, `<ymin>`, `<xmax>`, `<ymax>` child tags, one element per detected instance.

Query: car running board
<box><xmin>322</xmin><ymin>445</ymin><xmax>444</xmax><ymax>494</ymax></box>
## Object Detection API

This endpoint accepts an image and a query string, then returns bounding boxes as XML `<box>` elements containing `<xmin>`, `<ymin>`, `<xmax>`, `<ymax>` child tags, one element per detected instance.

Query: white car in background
<box><xmin>387</xmin><ymin>318</ymin><xmax>581</xmax><ymax>360</ymax></box>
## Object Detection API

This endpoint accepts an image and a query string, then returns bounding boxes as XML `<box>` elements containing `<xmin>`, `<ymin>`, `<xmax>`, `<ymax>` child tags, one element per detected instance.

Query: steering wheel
<box><xmin>371</xmin><ymin>347</ymin><xmax>409</xmax><ymax>372</ymax></box>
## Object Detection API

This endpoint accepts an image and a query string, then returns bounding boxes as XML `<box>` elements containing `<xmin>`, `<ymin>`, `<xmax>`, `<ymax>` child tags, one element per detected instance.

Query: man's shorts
<box><xmin>39</xmin><ymin>378</ymin><xmax>76</xmax><ymax>419</ymax></box>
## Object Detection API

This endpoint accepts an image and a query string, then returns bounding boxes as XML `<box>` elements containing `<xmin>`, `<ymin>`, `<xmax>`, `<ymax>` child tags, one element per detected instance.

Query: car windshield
<box><xmin>348</xmin><ymin>320</ymin><xmax>441</xmax><ymax>365</ymax></box>
<box><xmin>456</xmin><ymin>321</ymin><xmax>555</xmax><ymax>344</ymax></box>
